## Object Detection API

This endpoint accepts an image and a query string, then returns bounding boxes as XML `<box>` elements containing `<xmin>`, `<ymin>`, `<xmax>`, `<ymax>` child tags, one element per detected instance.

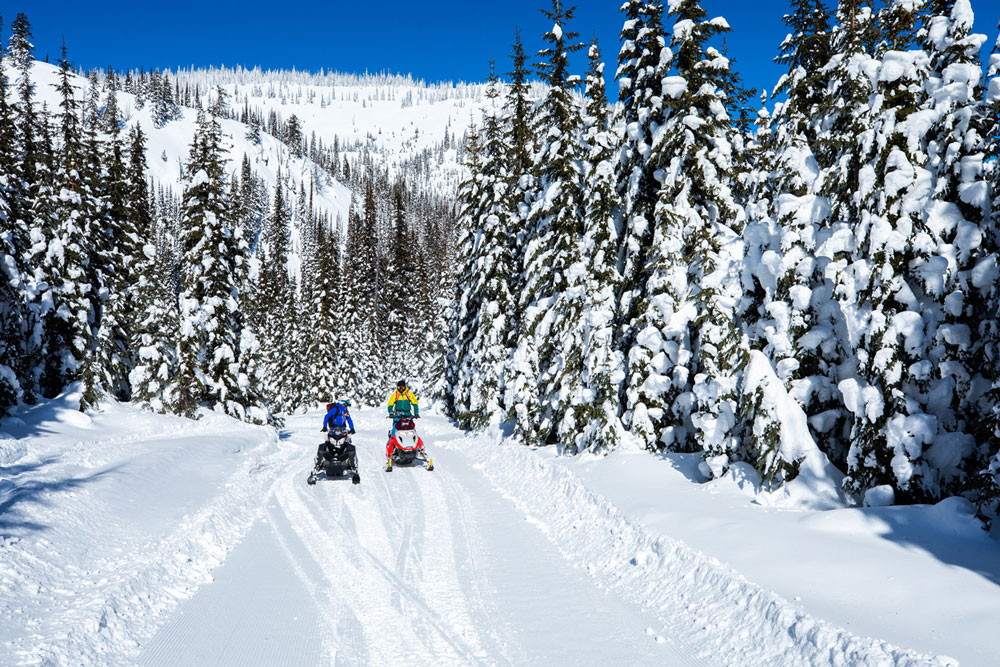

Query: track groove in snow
<box><xmin>441</xmin><ymin>431</ymin><xmax>952</xmax><ymax>666</ymax></box>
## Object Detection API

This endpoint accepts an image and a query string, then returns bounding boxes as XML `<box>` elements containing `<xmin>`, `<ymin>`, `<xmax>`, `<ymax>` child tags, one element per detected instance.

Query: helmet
<box><xmin>335</xmin><ymin>396</ymin><xmax>351</xmax><ymax>407</ymax></box>
<box><xmin>396</xmin><ymin>379</ymin><xmax>407</xmax><ymax>389</ymax></box>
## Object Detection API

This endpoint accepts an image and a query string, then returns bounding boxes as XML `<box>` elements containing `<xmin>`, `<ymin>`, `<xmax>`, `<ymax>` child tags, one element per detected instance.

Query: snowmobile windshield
<box><xmin>395</xmin><ymin>430</ymin><xmax>418</xmax><ymax>449</ymax></box>
<box><xmin>330</xmin><ymin>427</ymin><xmax>348</xmax><ymax>440</ymax></box>
<box><xmin>395</xmin><ymin>418</ymin><xmax>415</xmax><ymax>431</ymax></box>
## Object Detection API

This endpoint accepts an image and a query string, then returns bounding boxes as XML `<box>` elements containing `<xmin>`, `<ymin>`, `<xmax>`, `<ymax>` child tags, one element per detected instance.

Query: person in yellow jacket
<box><xmin>387</xmin><ymin>379</ymin><xmax>419</xmax><ymax>435</ymax></box>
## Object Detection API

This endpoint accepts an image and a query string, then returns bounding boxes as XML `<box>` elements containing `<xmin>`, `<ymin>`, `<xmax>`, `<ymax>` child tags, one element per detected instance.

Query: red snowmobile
<box><xmin>385</xmin><ymin>415</ymin><xmax>433</xmax><ymax>472</ymax></box>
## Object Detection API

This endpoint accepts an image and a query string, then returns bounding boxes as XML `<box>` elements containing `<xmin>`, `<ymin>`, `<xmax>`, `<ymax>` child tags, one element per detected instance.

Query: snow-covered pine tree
<box><xmin>175</xmin><ymin>109</ymin><xmax>252</xmax><ymax>420</ymax></box>
<box><xmin>7</xmin><ymin>13</ymin><xmax>47</xmax><ymax>403</ymax></box>
<box><xmin>564</xmin><ymin>40</ymin><xmax>627</xmax><ymax>454</ymax></box>
<box><xmin>504</xmin><ymin>31</ymin><xmax>534</xmax><ymax>191</ymax></box>
<box><xmin>383</xmin><ymin>185</ymin><xmax>415</xmax><ymax>385</ymax></box>
<box><xmin>772</xmin><ymin>0</ymin><xmax>832</xmax><ymax>152</ymax></box>
<box><xmin>915</xmin><ymin>0</ymin><xmax>994</xmax><ymax>499</ymax></box>
<box><xmin>507</xmin><ymin>0</ymin><xmax>585</xmax><ymax>447</ymax></box>
<box><xmin>613</xmin><ymin>0</ymin><xmax>673</xmax><ymax>446</ymax></box>
<box><xmin>840</xmin><ymin>0</ymin><xmax>989</xmax><ymax>504</ymax></box>
<box><xmin>741</xmin><ymin>0</ymin><xmax>853</xmax><ymax>472</ymax></box>
<box><xmin>303</xmin><ymin>216</ymin><xmax>342</xmax><ymax>402</ymax></box>
<box><xmin>0</xmin><ymin>15</ymin><xmax>31</xmax><ymax>415</ymax></box>
<box><xmin>257</xmin><ymin>179</ymin><xmax>296</xmax><ymax>411</ymax></box>
<box><xmin>34</xmin><ymin>44</ymin><xmax>96</xmax><ymax>404</ymax></box>
<box><xmin>635</xmin><ymin>1</ymin><xmax>748</xmax><ymax>473</ymax></box>
<box><xmin>127</xmin><ymin>125</ymin><xmax>180</xmax><ymax>414</ymax></box>
<box><xmin>338</xmin><ymin>185</ymin><xmax>381</xmax><ymax>405</ymax></box>
<box><xmin>446</xmin><ymin>123</ymin><xmax>484</xmax><ymax>417</ymax></box>
<box><xmin>81</xmin><ymin>72</ymin><xmax>140</xmax><ymax>408</ymax></box>
<box><xmin>969</xmin><ymin>21</ymin><xmax>1000</xmax><ymax>525</ymax></box>
<box><xmin>460</xmin><ymin>61</ymin><xmax>516</xmax><ymax>429</ymax></box>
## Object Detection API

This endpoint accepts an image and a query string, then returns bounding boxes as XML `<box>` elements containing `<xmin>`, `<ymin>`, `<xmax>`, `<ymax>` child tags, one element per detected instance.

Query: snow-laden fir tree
<box><xmin>637</xmin><ymin>0</ymin><xmax>749</xmax><ymax>474</ymax></box>
<box><xmin>175</xmin><ymin>109</ymin><xmax>259</xmax><ymax>420</ymax></box>
<box><xmin>338</xmin><ymin>185</ymin><xmax>381</xmax><ymax>405</ymax></box>
<box><xmin>613</xmin><ymin>0</ymin><xmax>672</xmax><ymax>446</ymax></box>
<box><xmin>80</xmin><ymin>71</ymin><xmax>140</xmax><ymax>408</ymax></box>
<box><xmin>771</xmin><ymin>0</ymin><xmax>832</xmax><ymax>153</ymax></box>
<box><xmin>33</xmin><ymin>44</ymin><xmax>95</xmax><ymax>403</ymax></box>
<box><xmin>561</xmin><ymin>40</ymin><xmax>627</xmax><ymax>454</ymax></box>
<box><xmin>127</xmin><ymin>126</ymin><xmax>181</xmax><ymax>413</ymax></box>
<box><xmin>915</xmin><ymin>0</ymin><xmax>993</xmax><ymax>498</ymax></box>
<box><xmin>964</xmin><ymin>12</ymin><xmax>1000</xmax><ymax>523</ymax></box>
<box><xmin>383</xmin><ymin>185</ymin><xmax>416</xmax><ymax>386</ymax></box>
<box><xmin>458</xmin><ymin>62</ymin><xmax>517</xmax><ymax>429</ymax></box>
<box><xmin>0</xmin><ymin>15</ymin><xmax>32</xmax><ymax>414</ymax></box>
<box><xmin>303</xmin><ymin>216</ymin><xmax>342</xmax><ymax>402</ymax></box>
<box><xmin>840</xmin><ymin>0</ymin><xmax>991</xmax><ymax>504</ymax></box>
<box><xmin>506</xmin><ymin>0</ymin><xmax>585</xmax><ymax>447</ymax></box>
<box><xmin>446</xmin><ymin>123</ymin><xmax>484</xmax><ymax>418</ymax></box>
<box><xmin>7</xmin><ymin>13</ymin><xmax>48</xmax><ymax>402</ymax></box>
<box><xmin>256</xmin><ymin>179</ymin><xmax>297</xmax><ymax>412</ymax></box>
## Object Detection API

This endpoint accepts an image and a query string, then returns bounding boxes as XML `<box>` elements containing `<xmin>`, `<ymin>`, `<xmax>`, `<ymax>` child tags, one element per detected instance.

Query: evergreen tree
<box><xmin>446</xmin><ymin>123</ymin><xmax>484</xmax><ymax>417</ymax></box>
<box><xmin>81</xmin><ymin>67</ymin><xmax>139</xmax><ymax>408</ymax></box>
<box><xmin>506</xmin><ymin>0</ymin><xmax>585</xmax><ymax>447</ymax></box>
<box><xmin>384</xmin><ymin>185</ymin><xmax>416</xmax><ymax>383</ymax></box>
<box><xmin>34</xmin><ymin>43</ymin><xmax>95</xmax><ymax>402</ymax></box>
<box><xmin>638</xmin><ymin>0</ymin><xmax>747</xmax><ymax>469</ymax></box>
<box><xmin>176</xmin><ymin>110</ymin><xmax>257</xmax><ymax>420</ymax></box>
<box><xmin>304</xmin><ymin>219</ymin><xmax>342</xmax><ymax>402</ymax></box>
<box><xmin>561</xmin><ymin>40</ymin><xmax>627</xmax><ymax>453</ymax></box>
<box><xmin>128</xmin><ymin>126</ymin><xmax>180</xmax><ymax>413</ymax></box>
<box><xmin>842</xmin><ymin>0</ymin><xmax>994</xmax><ymax>503</ymax></box>
<box><xmin>0</xmin><ymin>13</ymin><xmax>30</xmax><ymax>415</ymax></box>
<box><xmin>257</xmin><ymin>179</ymin><xmax>296</xmax><ymax>411</ymax></box>
<box><xmin>460</xmin><ymin>62</ymin><xmax>516</xmax><ymax>428</ymax></box>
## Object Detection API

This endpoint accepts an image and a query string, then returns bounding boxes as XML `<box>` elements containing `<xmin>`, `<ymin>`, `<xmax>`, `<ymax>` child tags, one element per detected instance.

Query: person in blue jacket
<box><xmin>314</xmin><ymin>398</ymin><xmax>357</xmax><ymax>476</ymax></box>
<box><xmin>322</xmin><ymin>397</ymin><xmax>355</xmax><ymax>434</ymax></box>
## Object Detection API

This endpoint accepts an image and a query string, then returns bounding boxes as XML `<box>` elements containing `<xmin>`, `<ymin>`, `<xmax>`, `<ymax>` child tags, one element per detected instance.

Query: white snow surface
<box><xmin>2</xmin><ymin>394</ymin><xmax>999</xmax><ymax>665</ymax></box>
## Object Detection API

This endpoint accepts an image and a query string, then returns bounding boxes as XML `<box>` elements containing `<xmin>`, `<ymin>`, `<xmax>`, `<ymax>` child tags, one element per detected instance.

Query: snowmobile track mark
<box><xmin>391</xmin><ymin>520</ymin><xmax>412</xmax><ymax>612</ymax></box>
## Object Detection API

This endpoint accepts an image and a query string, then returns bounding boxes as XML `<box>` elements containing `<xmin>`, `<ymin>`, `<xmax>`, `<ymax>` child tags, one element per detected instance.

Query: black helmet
<box><xmin>396</xmin><ymin>379</ymin><xmax>407</xmax><ymax>389</ymax></box>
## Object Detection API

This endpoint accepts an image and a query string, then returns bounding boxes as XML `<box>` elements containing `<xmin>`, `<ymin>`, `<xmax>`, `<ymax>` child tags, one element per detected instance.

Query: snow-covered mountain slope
<box><xmin>16</xmin><ymin>60</ymin><xmax>356</xmax><ymax>229</ymax></box>
<box><xmin>2</xmin><ymin>395</ymin><xmax>998</xmax><ymax>665</ymax></box>
<box><xmin>17</xmin><ymin>60</ymin><xmax>488</xmax><ymax>233</ymax></box>
<box><xmin>170</xmin><ymin>66</ymin><xmax>489</xmax><ymax>193</ymax></box>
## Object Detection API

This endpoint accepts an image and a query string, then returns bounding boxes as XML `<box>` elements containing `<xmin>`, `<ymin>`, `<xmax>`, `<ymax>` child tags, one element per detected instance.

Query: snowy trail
<box><xmin>4</xmin><ymin>400</ymin><xmax>965</xmax><ymax>665</ymax></box>
<box><xmin>135</xmin><ymin>410</ymin><xmax>700</xmax><ymax>666</ymax></box>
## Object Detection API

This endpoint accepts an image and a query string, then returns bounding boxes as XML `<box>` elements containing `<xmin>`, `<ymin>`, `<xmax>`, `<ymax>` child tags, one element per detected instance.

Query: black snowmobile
<box><xmin>307</xmin><ymin>426</ymin><xmax>360</xmax><ymax>485</ymax></box>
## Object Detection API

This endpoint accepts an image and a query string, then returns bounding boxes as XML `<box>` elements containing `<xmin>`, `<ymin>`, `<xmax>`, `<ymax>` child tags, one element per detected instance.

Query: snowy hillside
<box><xmin>2</xmin><ymin>393</ymin><xmax>998</xmax><ymax>665</ymax></box>
<box><xmin>15</xmin><ymin>60</ymin><xmax>355</xmax><ymax>235</ymax></box>
<box><xmin>18</xmin><ymin>59</ymin><xmax>487</xmax><ymax>235</ymax></box>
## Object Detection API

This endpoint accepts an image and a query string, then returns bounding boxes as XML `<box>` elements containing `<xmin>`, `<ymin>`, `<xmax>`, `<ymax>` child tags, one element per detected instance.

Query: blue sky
<box><xmin>2</xmin><ymin>1</ymin><xmax>998</xmax><ymax>100</ymax></box>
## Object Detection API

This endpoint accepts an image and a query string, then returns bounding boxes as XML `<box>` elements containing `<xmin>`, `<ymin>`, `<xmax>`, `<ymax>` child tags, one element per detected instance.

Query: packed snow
<box><xmin>2</xmin><ymin>393</ymin><xmax>998</xmax><ymax>665</ymax></box>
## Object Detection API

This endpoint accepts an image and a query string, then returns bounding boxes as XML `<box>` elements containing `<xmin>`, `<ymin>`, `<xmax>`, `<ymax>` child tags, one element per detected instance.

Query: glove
<box><xmin>349</xmin><ymin>428</ymin><xmax>356</xmax><ymax>434</ymax></box>
<box><xmin>321</xmin><ymin>427</ymin><xmax>327</xmax><ymax>432</ymax></box>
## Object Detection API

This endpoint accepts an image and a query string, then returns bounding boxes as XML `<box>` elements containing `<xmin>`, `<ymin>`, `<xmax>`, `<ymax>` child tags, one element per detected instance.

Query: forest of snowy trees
<box><xmin>2</xmin><ymin>0</ymin><xmax>1000</xmax><ymax>525</ymax></box>
<box><xmin>446</xmin><ymin>0</ymin><xmax>1000</xmax><ymax>523</ymax></box>
<box><xmin>0</xmin><ymin>12</ymin><xmax>455</xmax><ymax>427</ymax></box>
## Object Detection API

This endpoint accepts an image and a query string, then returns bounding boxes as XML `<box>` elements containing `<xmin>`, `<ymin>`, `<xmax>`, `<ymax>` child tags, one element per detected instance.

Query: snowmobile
<box><xmin>307</xmin><ymin>426</ymin><xmax>360</xmax><ymax>485</ymax></box>
<box><xmin>385</xmin><ymin>416</ymin><xmax>433</xmax><ymax>472</ymax></box>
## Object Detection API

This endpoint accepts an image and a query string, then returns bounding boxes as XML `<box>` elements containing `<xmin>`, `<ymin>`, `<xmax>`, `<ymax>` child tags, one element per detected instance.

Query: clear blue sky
<box><xmin>2</xmin><ymin>1</ymin><xmax>998</xmax><ymax>100</ymax></box>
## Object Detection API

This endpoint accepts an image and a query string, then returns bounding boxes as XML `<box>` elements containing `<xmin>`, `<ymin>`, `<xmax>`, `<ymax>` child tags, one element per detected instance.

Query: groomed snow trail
<box><xmin>4</xmin><ymin>402</ymin><xmax>952</xmax><ymax>665</ymax></box>
<box><xmin>137</xmin><ymin>410</ymin><xmax>702</xmax><ymax>666</ymax></box>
